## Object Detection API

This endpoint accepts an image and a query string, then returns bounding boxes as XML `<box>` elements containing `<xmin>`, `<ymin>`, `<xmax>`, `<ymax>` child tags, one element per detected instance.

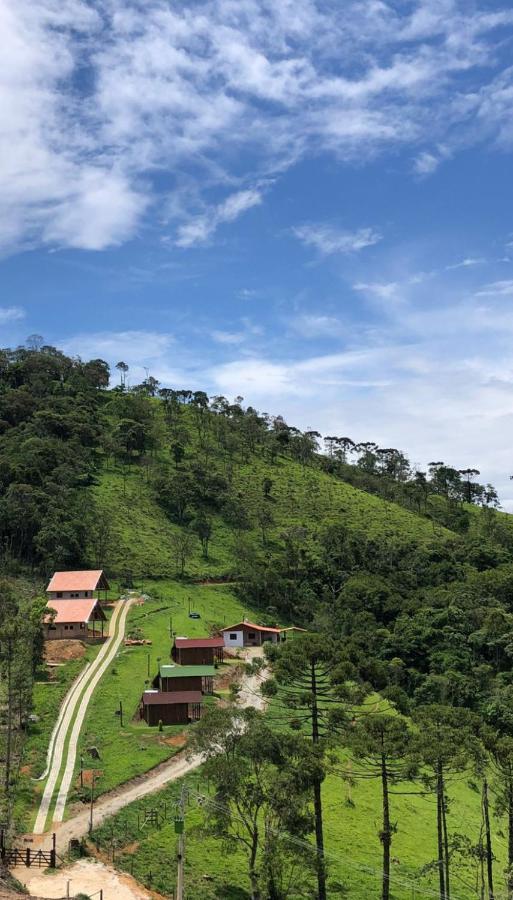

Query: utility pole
<box><xmin>89</xmin><ymin>770</ymin><xmax>97</xmax><ymax>834</ymax></box>
<box><xmin>176</xmin><ymin>785</ymin><xmax>187</xmax><ymax>900</ymax></box>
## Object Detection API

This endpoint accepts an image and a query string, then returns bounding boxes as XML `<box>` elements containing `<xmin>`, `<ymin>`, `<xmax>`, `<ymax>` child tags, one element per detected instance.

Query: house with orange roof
<box><xmin>46</xmin><ymin>569</ymin><xmax>110</xmax><ymax>601</ymax></box>
<box><xmin>219</xmin><ymin>620</ymin><xmax>281</xmax><ymax>648</ymax></box>
<box><xmin>43</xmin><ymin>597</ymin><xmax>106</xmax><ymax>640</ymax></box>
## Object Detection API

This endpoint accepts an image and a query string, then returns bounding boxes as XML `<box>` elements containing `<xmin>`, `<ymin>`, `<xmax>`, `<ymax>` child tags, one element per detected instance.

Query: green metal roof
<box><xmin>160</xmin><ymin>664</ymin><xmax>216</xmax><ymax>678</ymax></box>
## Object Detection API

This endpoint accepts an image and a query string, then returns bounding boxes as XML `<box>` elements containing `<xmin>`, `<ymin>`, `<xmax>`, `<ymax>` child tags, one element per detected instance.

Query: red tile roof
<box><xmin>44</xmin><ymin>598</ymin><xmax>105</xmax><ymax>624</ymax></box>
<box><xmin>221</xmin><ymin>621</ymin><xmax>281</xmax><ymax>634</ymax></box>
<box><xmin>46</xmin><ymin>570</ymin><xmax>109</xmax><ymax>592</ymax></box>
<box><xmin>142</xmin><ymin>690</ymin><xmax>203</xmax><ymax>705</ymax></box>
<box><xmin>174</xmin><ymin>637</ymin><xmax>224</xmax><ymax>649</ymax></box>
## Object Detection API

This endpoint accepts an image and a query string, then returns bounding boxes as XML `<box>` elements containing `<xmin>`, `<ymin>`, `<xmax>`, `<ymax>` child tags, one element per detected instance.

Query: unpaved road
<box><xmin>33</xmin><ymin>650</ymin><xmax>267</xmax><ymax>853</ymax></box>
<box><xmin>34</xmin><ymin>598</ymin><xmax>136</xmax><ymax>833</ymax></box>
<box><xmin>16</xmin><ymin>859</ymin><xmax>152</xmax><ymax>900</ymax></box>
<box><xmin>15</xmin><ymin>649</ymin><xmax>268</xmax><ymax>898</ymax></box>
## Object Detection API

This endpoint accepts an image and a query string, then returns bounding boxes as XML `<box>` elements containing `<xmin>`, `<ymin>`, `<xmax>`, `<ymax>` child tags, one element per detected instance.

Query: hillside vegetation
<box><xmin>3</xmin><ymin>345</ymin><xmax>513</xmax><ymax>898</ymax></box>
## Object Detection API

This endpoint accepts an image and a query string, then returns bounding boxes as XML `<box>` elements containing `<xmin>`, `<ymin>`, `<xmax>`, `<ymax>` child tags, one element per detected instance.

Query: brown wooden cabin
<box><xmin>172</xmin><ymin>636</ymin><xmax>224</xmax><ymax>666</ymax></box>
<box><xmin>153</xmin><ymin>664</ymin><xmax>215</xmax><ymax>695</ymax></box>
<box><xmin>140</xmin><ymin>690</ymin><xmax>203</xmax><ymax>726</ymax></box>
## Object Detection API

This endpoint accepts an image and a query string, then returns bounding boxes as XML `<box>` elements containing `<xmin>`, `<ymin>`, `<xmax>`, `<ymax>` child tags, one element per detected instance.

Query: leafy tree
<box><xmin>413</xmin><ymin>705</ymin><xmax>480</xmax><ymax>900</ymax></box>
<box><xmin>192</xmin><ymin>512</ymin><xmax>213</xmax><ymax>560</ymax></box>
<box><xmin>344</xmin><ymin>714</ymin><xmax>414</xmax><ymax>900</ymax></box>
<box><xmin>170</xmin><ymin>530</ymin><xmax>196</xmax><ymax>577</ymax></box>
<box><xmin>263</xmin><ymin>634</ymin><xmax>359</xmax><ymax>900</ymax></box>
<box><xmin>189</xmin><ymin>707</ymin><xmax>316</xmax><ymax>899</ymax></box>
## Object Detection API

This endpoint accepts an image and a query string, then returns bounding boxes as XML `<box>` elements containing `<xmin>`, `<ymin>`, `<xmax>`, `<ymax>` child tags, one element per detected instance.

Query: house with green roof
<box><xmin>153</xmin><ymin>663</ymin><xmax>216</xmax><ymax>695</ymax></box>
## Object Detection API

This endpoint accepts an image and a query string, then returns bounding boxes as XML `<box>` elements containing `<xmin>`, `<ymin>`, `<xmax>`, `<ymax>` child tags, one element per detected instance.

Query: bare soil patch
<box><xmin>75</xmin><ymin>769</ymin><xmax>104</xmax><ymax>789</ymax></box>
<box><xmin>162</xmin><ymin>733</ymin><xmax>186</xmax><ymax>748</ymax></box>
<box><xmin>44</xmin><ymin>641</ymin><xmax>86</xmax><ymax>664</ymax></box>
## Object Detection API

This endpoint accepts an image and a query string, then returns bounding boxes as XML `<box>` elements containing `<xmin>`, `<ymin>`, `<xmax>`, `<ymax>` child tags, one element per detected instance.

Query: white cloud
<box><xmin>446</xmin><ymin>257</ymin><xmax>485</xmax><ymax>270</ymax></box>
<box><xmin>293</xmin><ymin>224</ymin><xmax>382</xmax><ymax>255</ymax></box>
<box><xmin>475</xmin><ymin>279</ymin><xmax>513</xmax><ymax>297</ymax></box>
<box><xmin>175</xmin><ymin>188</ymin><xmax>263</xmax><ymax>248</ymax></box>
<box><xmin>353</xmin><ymin>281</ymin><xmax>399</xmax><ymax>300</ymax></box>
<box><xmin>2</xmin><ymin>0</ymin><xmax>513</xmax><ymax>253</ymax></box>
<box><xmin>0</xmin><ymin>306</ymin><xmax>25</xmax><ymax>323</ymax></box>
<box><xmin>61</xmin><ymin>330</ymin><xmax>174</xmax><ymax>368</ymax></box>
<box><xmin>413</xmin><ymin>151</ymin><xmax>442</xmax><ymax>176</ymax></box>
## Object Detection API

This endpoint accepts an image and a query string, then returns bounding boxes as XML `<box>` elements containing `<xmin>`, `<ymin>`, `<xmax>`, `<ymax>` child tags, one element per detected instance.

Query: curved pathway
<box><xmin>33</xmin><ymin>656</ymin><xmax>268</xmax><ymax>853</ymax></box>
<box><xmin>34</xmin><ymin>598</ymin><xmax>136</xmax><ymax>834</ymax></box>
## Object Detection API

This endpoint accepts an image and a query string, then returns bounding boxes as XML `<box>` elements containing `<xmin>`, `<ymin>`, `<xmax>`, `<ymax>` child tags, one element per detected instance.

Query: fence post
<box><xmin>50</xmin><ymin>832</ymin><xmax>56</xmax><ymax>868</ymax></box>
<box><xmin>25</xmin><ymin>847</ymin><xmax>30</xmax><ymax>867</ymax></box>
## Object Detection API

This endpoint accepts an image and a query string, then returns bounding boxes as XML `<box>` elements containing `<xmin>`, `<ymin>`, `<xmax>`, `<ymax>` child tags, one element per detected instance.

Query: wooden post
<box><xmin>25</xmin><ymin>847</ymin><xmax>30</xmax><ymax>867</ymax></box>
<box><xmin>176</xmin><ymin>786</ymin><xmax>186</xmax><ymax>900</ymax></box>
<box><xmin>89</xmin><ymin>771</ymin><xmax>96</xmax><ymax>834</ymax></box>
<box><xmin>50</xmin><ymin>833</ymin><xmax>56</xmax><ymax>868</ymax></box>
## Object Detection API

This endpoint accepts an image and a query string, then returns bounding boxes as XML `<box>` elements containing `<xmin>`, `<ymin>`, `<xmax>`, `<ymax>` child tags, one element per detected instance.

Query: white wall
<box><xmin>223</xmin><ymin>630</ymin><xmax>244</xmax><ymax>648</ymax></box>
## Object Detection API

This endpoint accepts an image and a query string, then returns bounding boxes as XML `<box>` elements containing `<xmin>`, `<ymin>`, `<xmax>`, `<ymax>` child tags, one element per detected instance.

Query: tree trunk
<box><xmin>440</xmin><ymin>768</ymin><xmax>450</xmax><ymax>900</ymax></box>
<box><xmin>436</xmin><ymin>763</ymin><xmax>446</xmax><ymax>900</ymax></box>
<box><xmin>4</xmin><ymin>640</ymin><xmax>13</xmax><ymax>795</ymax></box>
<box><xmin>380</xmin><ymin>752</ymin><xmax>391</xmax><ymax>900</ymax></box>
<box><xmin>249</xmin><ymin>826</ymin><xmax>260</xmax><ymax>900</ymax></box>
<box><xmin>508</xmin><ymin>779</ymin><xmax>513</xmax><ymax>899</ymax></box>
<box><xmin>482</xmin><ymin>778</ymin><xmax>494</xmax><ymax>900</ymax></box>
<box><xmin>311</xmin><ymin>661</ymin><xmax>327</xmax><ymax>900</ymax></box>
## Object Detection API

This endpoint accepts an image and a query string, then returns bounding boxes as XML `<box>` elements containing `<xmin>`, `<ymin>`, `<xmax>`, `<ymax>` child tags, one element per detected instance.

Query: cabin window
<box><xmin>57</xmin><ymin>591</ymin><xmax>62</xmax><ymax>598</ymax></box>
<box><xmin>49</xmin><ymin>625</ymin><xmax>56</xmax><ymax>630</ymax></box>
<box><xmin>229</xmin><ymin>633</ymin><xmax>237</xmax><ymax>640</ymax></box>
<box><xmin>248</xmin><ymin>632</ymin><xmax>256</xmax><ymax>639</ymax></box>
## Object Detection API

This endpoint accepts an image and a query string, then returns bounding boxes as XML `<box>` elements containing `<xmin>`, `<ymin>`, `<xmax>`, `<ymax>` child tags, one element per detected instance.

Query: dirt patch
<box><xmin>214</xmin><ymin>667</ymin><xmax>239</xmax><ymax>691</ymax></box>
<box><xmin>20</xmin><ymin>765</ymin><xmax>32</xmax><ymax>777</ymax></box>
<box><xmin>120</xmin><ymin>841</ymin><xmax>140</xmax><ymax>855</ymax></box>
<box><xmin>15</xmin><ymin>858</ymin><xmax>153</xmax><ymax>900</ymax></box>
<box><xmin>75</xmin><ymin>769</ymin><xmax>104</xmax><ymax>789</ymax></box>
<box><xmin>44</xmin><ymin>640</ymin><xmax>86</xmax><ymax>664</ymax></box>
<box><xmin>163</xmin><ymin>733</ymin><xmax>187</xmax><ymax>748</ymax></box>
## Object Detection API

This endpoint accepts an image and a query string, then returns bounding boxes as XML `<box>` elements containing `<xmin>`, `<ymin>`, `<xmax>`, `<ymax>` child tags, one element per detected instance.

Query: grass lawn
<box><xmin>89</xmin><ymin>751</ymin><xmax>509</xmax><ymax>900</ymax></box>
<box><xmin>71</xmin><ymin>581</ymin><xmax>256</xmax><ymax>805</ymax></box>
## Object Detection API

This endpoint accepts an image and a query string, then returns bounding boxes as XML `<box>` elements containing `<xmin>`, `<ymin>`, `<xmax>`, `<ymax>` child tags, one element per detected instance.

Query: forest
<box><xmin>2</xmin><ymin>342</ymin><xmax>513</xmax><ymax>898</ymax></box>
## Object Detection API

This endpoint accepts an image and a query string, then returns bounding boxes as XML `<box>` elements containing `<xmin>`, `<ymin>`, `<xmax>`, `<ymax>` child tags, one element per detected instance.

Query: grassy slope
<box><xmin>90</xmin><ymin>757</ymin><xmax>502</xmax><ymax>900</ymax></box>
<box><xmin>71</xmin><ymin>581</ymin><xmax>254</xmax><ymax>804</ymax></box>
<box><xmin>95</xmin><ymin>452</ymin><xmax>453</xmax><ymax>580</ymax></box>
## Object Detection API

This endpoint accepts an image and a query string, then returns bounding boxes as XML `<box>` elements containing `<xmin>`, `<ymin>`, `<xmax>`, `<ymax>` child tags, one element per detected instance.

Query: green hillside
<box><xmin>3</xmin><ymin>346</ymin><xmax>513</xmax><ymax>899</ymax></box>
<box><xmin>93</xmin><ymin>448</ymin><xmax>454</xmax><ymax>580</ymax></box>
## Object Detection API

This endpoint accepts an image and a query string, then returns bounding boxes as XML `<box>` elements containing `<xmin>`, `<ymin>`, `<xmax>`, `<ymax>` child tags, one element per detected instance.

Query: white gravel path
<box><xmin>33</xmin><ymin>599</ymin><xmax>135</xmax><ymax>834</ymax></box>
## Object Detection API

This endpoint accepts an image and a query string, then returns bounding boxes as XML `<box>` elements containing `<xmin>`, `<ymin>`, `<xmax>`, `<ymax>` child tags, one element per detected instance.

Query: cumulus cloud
<box><xmin>2</xmin><ymin>0</ymin><xmax>513</xmax><ymax>253</ymax></box>
<box><xmin>293</xmin><ymin>224</ymin><xmax>382</xmax><ymax>255</ymax></box>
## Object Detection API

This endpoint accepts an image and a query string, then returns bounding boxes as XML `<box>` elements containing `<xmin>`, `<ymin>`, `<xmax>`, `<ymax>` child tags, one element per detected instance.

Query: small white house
<box><xmin>220</xmin><ymin>621</ymin><xmax>281</xmax><ymax>648</ymax></box>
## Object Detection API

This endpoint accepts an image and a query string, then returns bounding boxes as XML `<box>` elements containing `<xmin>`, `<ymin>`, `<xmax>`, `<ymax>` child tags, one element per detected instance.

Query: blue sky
<box><xmin>3</xmin><ymin>0</ymin><xmax>513</xmax><ymax>504</ymax></box>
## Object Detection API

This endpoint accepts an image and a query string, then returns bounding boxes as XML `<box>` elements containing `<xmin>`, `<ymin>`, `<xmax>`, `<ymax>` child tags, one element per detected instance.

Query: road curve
<box><xmin>35</xmin><ymin>656</ymin><xmax>268</xmax><ymax>852</ymax></box>
<box><xmin>33</xmin><ymin>598</ymin><xmax>135</xmax><ymax>834</ymax></box>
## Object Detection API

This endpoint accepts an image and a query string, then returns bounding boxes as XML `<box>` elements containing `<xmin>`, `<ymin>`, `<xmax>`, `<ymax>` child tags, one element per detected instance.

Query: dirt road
<box><xmin>33</xmin><ymin>649</ymin><xmax>267</xmax><ymax>852</ymax></box>
<box><xmin>17</xmin><ymin>859</ymin><xmax>152</xmax><ymax>900</ymax></box>
<box><xmin>34</xmin><ymin>598</ymin><xmax>136</xmax><ymax>834</ymax></box>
